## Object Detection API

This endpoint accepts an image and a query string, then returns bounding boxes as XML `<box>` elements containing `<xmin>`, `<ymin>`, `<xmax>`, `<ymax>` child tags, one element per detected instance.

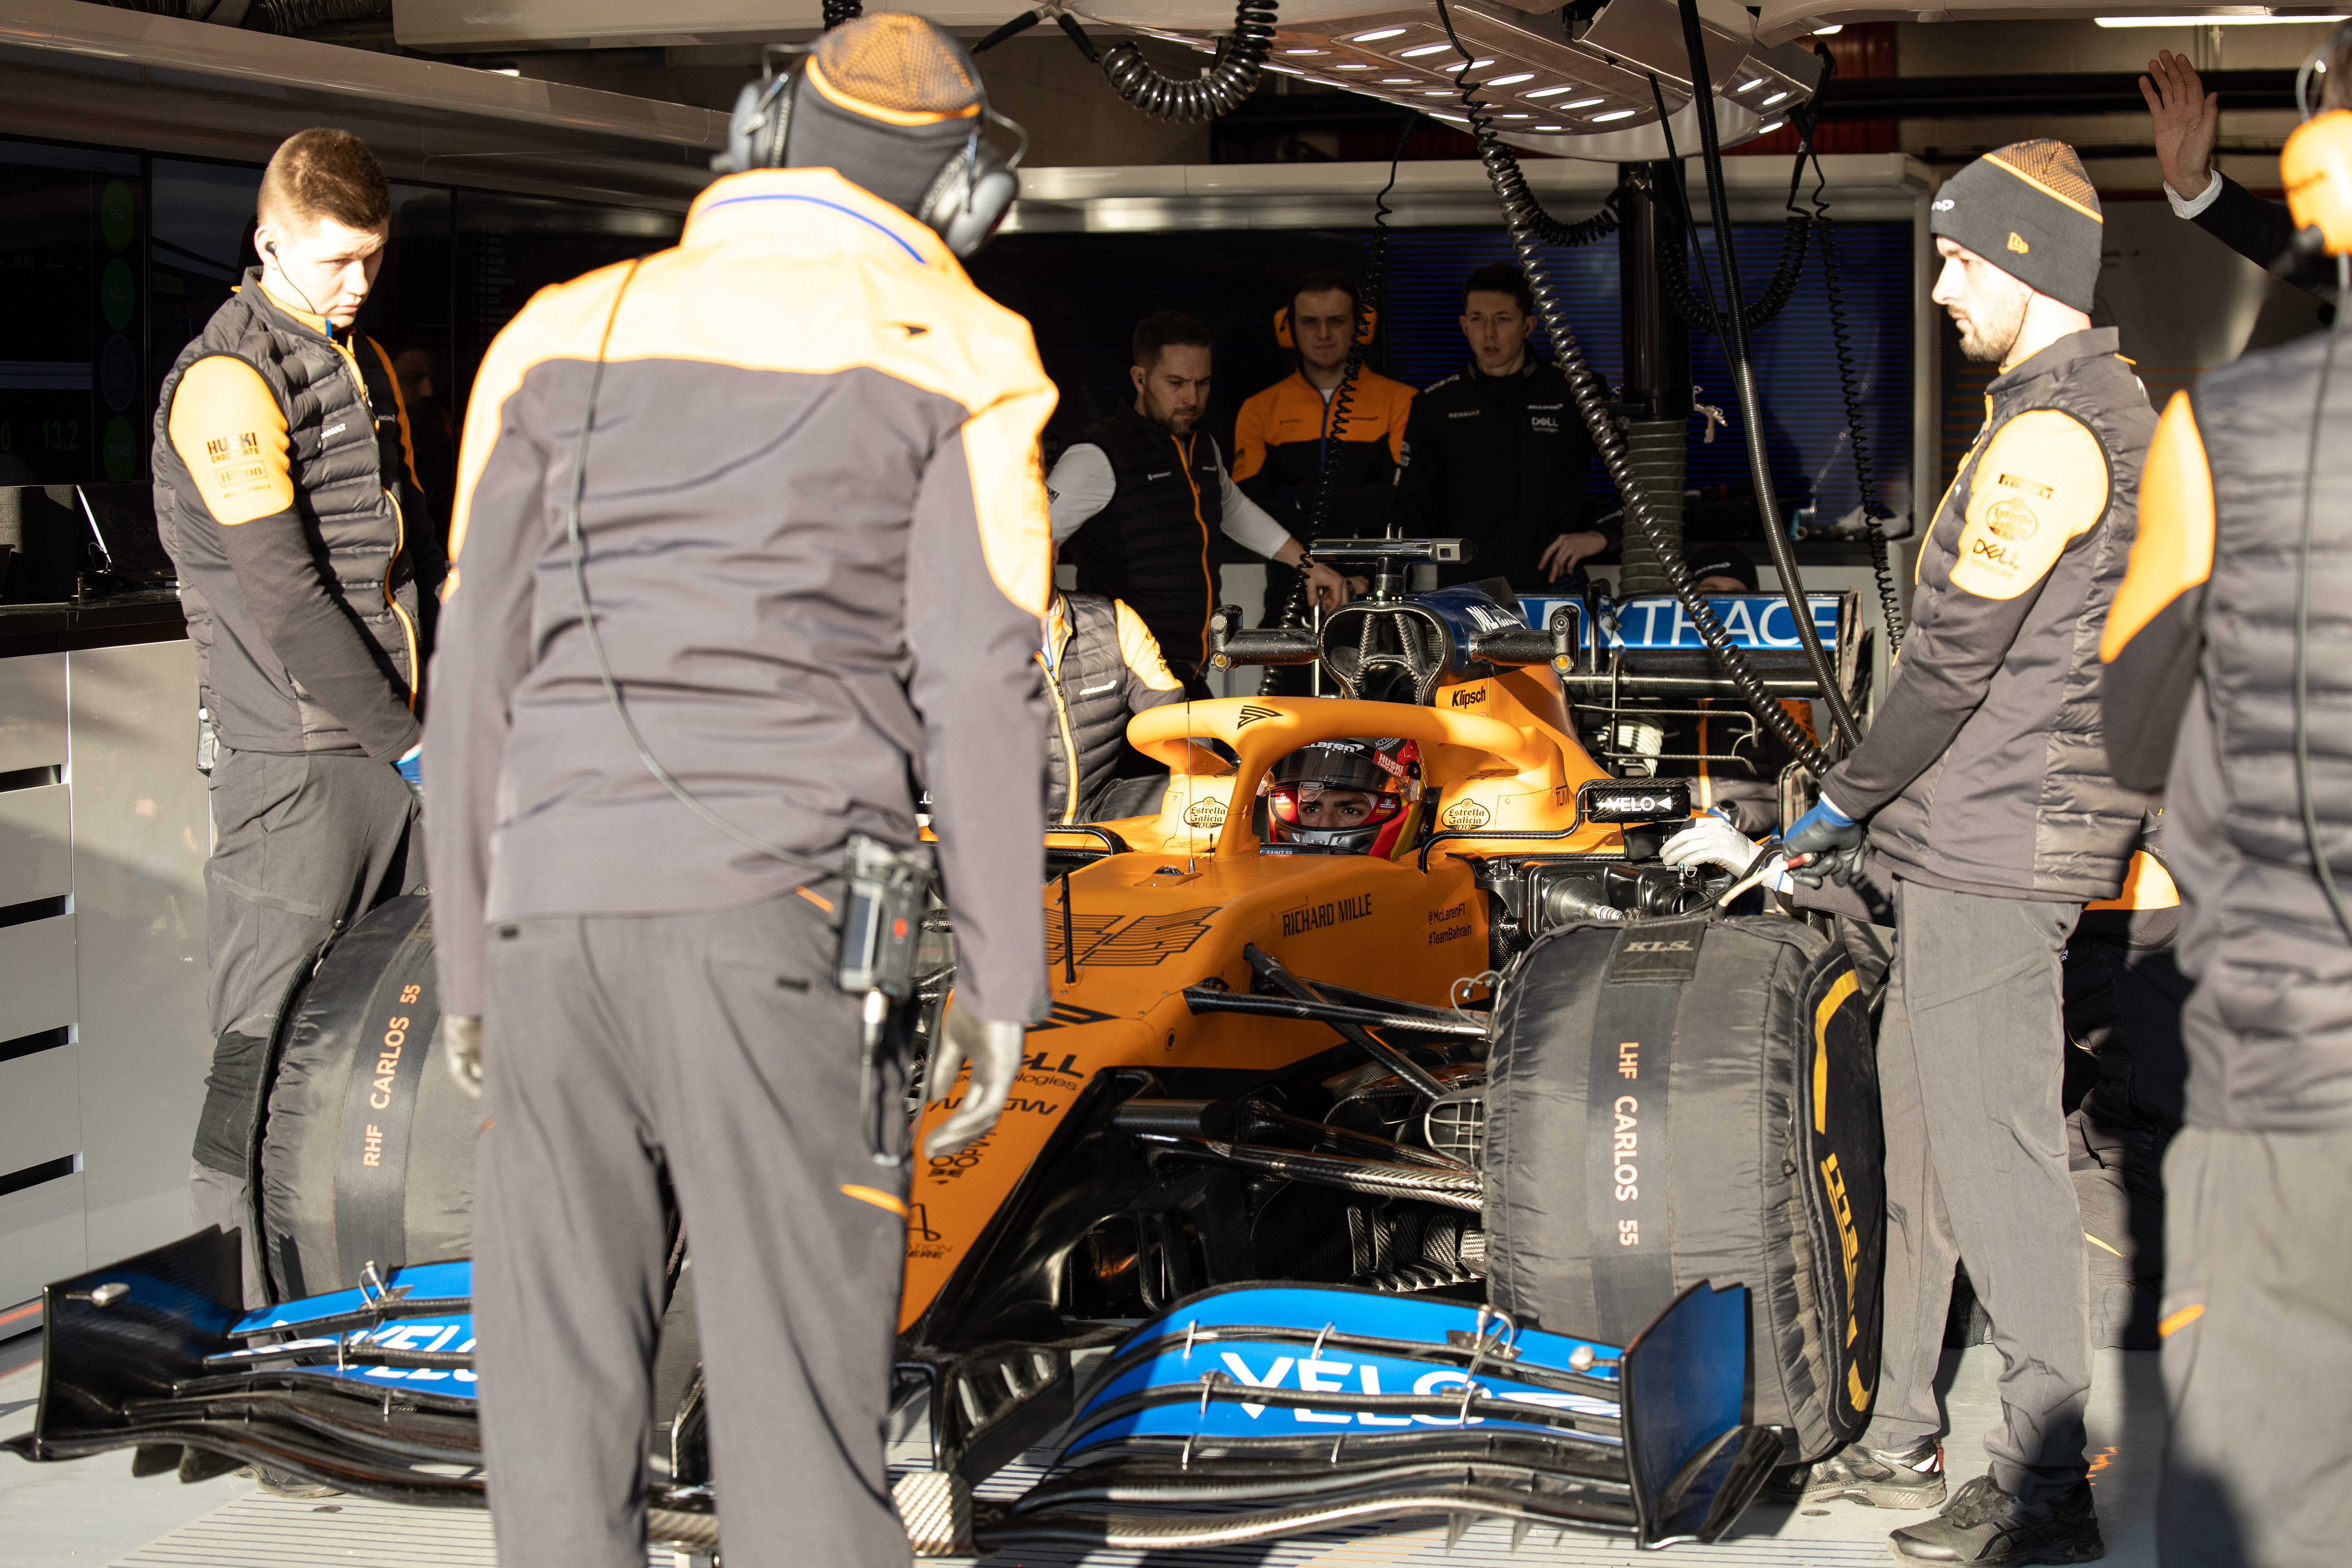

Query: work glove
<box><xmin>923</xmin><ymin>1003</ymin><xmax>1025</xmax><ymax>1161</ymax></box>
<box><xmin>395</xmin><ymin>745</ymin><xmax>424</xmax><ymax>804</ymax></box>
<box><xmin>1659</xmin><ymin>810</ymin><xmax>1767</xmax><ymax>879</ymax></box>
<box><xmin>1784</xmin><ymin>795</ymin><xmax>1865</xmax><ymax>888</ymax></box>
<box><xmin>440</xmin><ymin>1014</ymin><xmax>482</xmax><ymax>1099</ymax></box>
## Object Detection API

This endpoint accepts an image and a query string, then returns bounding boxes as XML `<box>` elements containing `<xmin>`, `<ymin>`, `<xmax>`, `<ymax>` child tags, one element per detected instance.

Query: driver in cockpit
<box><xmin>1265</xmin><ymin>737</ymin><xmax>1429</xmax><ymax>860</ymax></box>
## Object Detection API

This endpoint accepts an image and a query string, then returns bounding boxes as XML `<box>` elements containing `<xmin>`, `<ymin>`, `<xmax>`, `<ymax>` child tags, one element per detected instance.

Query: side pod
<box><xmin>971</xmin><ymin>1279</ymin><xmax>1779</xmax><ymax>1554</ymax></box>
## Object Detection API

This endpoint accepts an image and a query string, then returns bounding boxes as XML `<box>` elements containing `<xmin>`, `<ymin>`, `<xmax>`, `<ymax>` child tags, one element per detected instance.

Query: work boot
<box><xmin>1889</xmin><ymin>1473</ymin><xmax>2103</xmax><ymax>1564</ymax></box>
<box><xmin>1796</xmin><ymin>1437</ymin><xmax>1947</xmax><ymax>1509</ymax></box>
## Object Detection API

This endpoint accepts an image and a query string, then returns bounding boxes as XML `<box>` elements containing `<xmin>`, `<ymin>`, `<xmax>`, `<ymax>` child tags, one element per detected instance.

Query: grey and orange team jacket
<box><xmin>153</xmin><ymin>271</ymin><xmax>424</xmax><ymax>761</ymax></box>
<box><xmin>1231</xmin><ymin>367</ymin><xmax>1413</xmax><ymax>539</ymax></box>
<box><xmin>2102</xmin><ymin>348</ymin><xmax>2352</xmax><ymax>1132</ymax></box>
<box><xmin>422</xmin><ymin>167</ymin><xmax>1057</xmax><ymax>1025</ymax></box>
<box><xmin>1823</xmin><ymin>327</ymin><xmax>2153</xmax><ymax>902</ymax></box>
<box><xmin>1040</xmin><ymin>592</ymin><xmax>1184</xmax><ymax>823</ymax></box>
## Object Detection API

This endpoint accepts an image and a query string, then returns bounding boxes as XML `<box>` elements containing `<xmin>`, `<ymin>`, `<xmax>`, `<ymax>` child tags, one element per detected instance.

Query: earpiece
<box><xmin>1272</xmin><ymin>304</ymin><xmax>1377</xmax><ymax>350</ymax></box>
<box><xmin>265</xmin><ymin>240</ymin><xmax>279</xmax><ymax>256</ymax></box>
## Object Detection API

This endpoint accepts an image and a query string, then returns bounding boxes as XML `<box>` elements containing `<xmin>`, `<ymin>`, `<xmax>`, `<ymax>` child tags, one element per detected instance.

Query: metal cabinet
<box><xmin>0</xmin><ymin>639</ymin><xmax>208</xmax><ymax>1315</ymax></box>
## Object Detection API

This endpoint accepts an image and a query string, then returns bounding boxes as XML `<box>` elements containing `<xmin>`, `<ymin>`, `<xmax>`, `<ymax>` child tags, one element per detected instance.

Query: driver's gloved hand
<box><xmin>923</xmin><ymin>1004</ymin><xmax>1025</xmax><ymax>1160</ymax></box>
<box><xmin>1784</xmin><ymin>794</ymin><xmax>1865</xmax><ymax>887</ymax></box>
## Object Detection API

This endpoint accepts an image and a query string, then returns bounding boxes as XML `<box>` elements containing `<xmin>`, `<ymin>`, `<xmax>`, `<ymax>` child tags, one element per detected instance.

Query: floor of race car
<box><xmin>0</xmin><ymin>1325</ymin><xmax>2170</xmax><ymax>1568</ymax></box>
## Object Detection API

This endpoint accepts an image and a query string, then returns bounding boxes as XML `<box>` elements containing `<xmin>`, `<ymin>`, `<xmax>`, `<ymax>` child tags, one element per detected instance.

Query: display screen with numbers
<box><xmin>0</xmin><ymin>137</ymin><xmax>144</xmax><ymax>486</ymax></box>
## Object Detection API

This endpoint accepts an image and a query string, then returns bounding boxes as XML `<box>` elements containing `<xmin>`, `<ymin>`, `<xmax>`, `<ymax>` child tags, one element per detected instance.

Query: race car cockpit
<box><xmin>1264</xmin><ymin>736</ymin><xmax>1427</xmax><ymax>858</ymax></box>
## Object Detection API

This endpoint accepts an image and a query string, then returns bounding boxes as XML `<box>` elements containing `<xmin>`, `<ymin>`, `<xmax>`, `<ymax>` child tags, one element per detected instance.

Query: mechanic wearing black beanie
<box><xmin>1781</xmin><ymin>133</ymin><xmax>2157</xmax><ymax>1564</ymax></box>
<box><xmin>1929</xmin><ymin>138</ymin><xmax>2103</xmax><ymax>313</ymax></box>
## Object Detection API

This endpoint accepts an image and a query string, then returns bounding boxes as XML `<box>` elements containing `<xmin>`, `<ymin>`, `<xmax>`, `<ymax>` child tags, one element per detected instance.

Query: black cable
<box><xmin>1431</xmin><ymin>0</ymin><xmax>1832</xmax><ymax>778</ymax></box>
<box><xmin>1099</xmin><ymin>0</ymin><xmax>1275</xmax><ymax>122</ymax></box>
<box><xmin>1671</xmin><ymin>0</ymin><xmax>1861</xmax><ymax>752</ymax></box>
<box><xmin>1808</xmin><ymin>146</ymin><xmax>1906</xmax><ymax>652</ymax></box>
<box><xmin>565</xmin><ymin>261</ymin><xmax>841</xmax><ymax>889</ymax></box>
<box><xmin>1434</xmin><ymin>20</ymin><xmax>1624</xmax><ymax>250</ymax></box>
<box><xmin>971</xmin><ymin>9</ymin><xmax>1043</xmax><ymax>54</ymax></box>
<box><xmin>1259</xmin><ymin>112</ymin><xmax>1413</xmax><ymax>694</ymax></box>
<box><xmin>2294</xmin><ymin>252</ymin><xmax>2352</xmax><ymax>941</ymax></box>
<box><xmin>1650</xmin><ymin>74</ymin><xmax>1813</xmax><ymax>338</ymax></box>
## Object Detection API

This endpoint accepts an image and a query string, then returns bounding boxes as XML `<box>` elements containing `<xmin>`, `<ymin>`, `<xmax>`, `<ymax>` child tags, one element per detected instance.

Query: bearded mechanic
<box><xmin>423</xmin><ymin>17</ymin><xmax>1049</xmax><ymax>1566</ymax></box>
<box><xmin>1049</xmin><ymin>311</ymin><xmax>1351</xmax><ymax>693</ymax></box>
<box><xmin>153</xmin><ymin>128</ymin><xmax>429</xmax><ymax>1313</ymax></box>
<box><xmin>1782</xmin><ymin>141</ymin><xmax>2154</xmax><ymax>1567</ymax></box>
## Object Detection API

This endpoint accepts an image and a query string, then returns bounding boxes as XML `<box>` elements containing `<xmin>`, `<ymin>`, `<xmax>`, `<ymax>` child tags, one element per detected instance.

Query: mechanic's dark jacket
<box><xmin>1232</xmin><ymin>367</ymin><xmax>1412</xmax><ymax>539</ymax></box>
<box><xmin>1040</xmin><ymin>592</ymin><xmax>1183</xmax><ymax>824</ymax></box>
<box><xmin>1390</xmin><ymin>358</ymin><xmax>1604</xmax><ymax>590</ymax></box>
<box><xmin>1059</xmin><ymin>406</ymin><xmax>1228</xmax><ymax>675</ymax></box>
<box><xmin>154</xmin><ymin>272</ymin><xmax>423</xmax><ymax>762</ymax></box>
<box><xmin>423</xmin><ymin>167</ymin><xmax>1056</xmax><ymax>1024</ymax></box>
<box><xmin>2101</xmin><ymin>354</ymin><xmax>2352</xmax><ymax>1131</ymax></box>
<box><xmin>1824</xmin><ymin>327</ymin><xmax>2153</xmax><ymax>901</ymax></box>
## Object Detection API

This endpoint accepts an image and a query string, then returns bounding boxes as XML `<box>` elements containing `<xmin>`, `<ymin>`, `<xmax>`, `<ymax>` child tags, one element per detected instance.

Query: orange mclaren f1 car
<box><xmin>7</xmin><ymin>580</ymin><xmax>1887</xmax><ymax>1559</ymax></box>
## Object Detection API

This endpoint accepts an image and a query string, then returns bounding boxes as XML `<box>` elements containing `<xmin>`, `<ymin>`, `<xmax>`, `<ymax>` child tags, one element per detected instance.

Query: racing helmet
<box><xmin>1266</xmin><ymin>737</ymin><xmax>1426</xmax><ymax>858</ymax></box>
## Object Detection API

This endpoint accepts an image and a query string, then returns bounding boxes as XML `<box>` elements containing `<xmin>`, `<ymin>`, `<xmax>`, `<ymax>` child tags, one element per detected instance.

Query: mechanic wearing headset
<box><xmin>2099</xmin><ymin>88</ymin><xmax>2352</xmax><ymax>1559</ymax></box>
<box><xmin>423</xmin><ymin>17</ymin><xmax>1049</xmax><ymax>1565</ymax></box>
<box><xmin>1049</xmin><ymin>311</ymin><xmax>1351</xmax><ymax>694</ymax></box>
<box><xmin>1041</xmin><ymin>579</ymin><xmax>1186</xmax><ymax>824</ymax></box>
<box><xmin>1781</xmin><ymin>142</ymin><xmax>2154</xmax><ymax>1566</ymax></box>
<box><xmin>1391</xmin><ymin>262</ymin><xmax>1612</xmax><ymax>591</ymax></box>
<box><xmin>1233</xmin><ymin>269</ymin><xmax>1415</xmax><ymax>645</ymax></box>
<box><xmin>154</xmin><ymin>128</ymin><xmax>426</xmax><ymax>1313</ymax></box>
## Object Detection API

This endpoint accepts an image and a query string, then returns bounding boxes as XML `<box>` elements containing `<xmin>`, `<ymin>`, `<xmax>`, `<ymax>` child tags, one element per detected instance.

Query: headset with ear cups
<box><xmin>1273</xmin><ymin>303</ymin><xmax>1377</xmax><ymax>349</ymax></box>
<box><xmin>713</xmin><ymin>48</ymin><xmax>1024</xmax><ymax>260</ymax></box>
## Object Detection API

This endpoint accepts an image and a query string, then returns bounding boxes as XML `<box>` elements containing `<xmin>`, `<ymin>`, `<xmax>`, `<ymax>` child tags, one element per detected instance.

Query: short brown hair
<box><xmin>1132</xmin><ymin>310</ymin><xmax>1212</xmax><ymax>371</ymax></box>
<box><xmin>258</xmin><ymin>128</ymin><xmax>390</xmax><ymax>234</ymax></box>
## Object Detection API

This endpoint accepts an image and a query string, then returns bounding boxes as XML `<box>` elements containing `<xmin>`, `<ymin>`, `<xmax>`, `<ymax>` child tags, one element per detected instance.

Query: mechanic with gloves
<box><xmin>2100</xmin><ymin>291</ymin><xmax>2352</xmax><ymax>1563</ymax></box>
<box><xmin>155</xmin><ymin>127</ymin><xmax>425</xmax><ymax>1311</ymax></box>
<box><xmin>424</xmin><ymin>17</ymin><xmax>1049</xmax><ymax>1566</ymax></box>
<box><xmin>1233</xmin><ymin>269</ymin><xmax>1415</xmax><ymax>644</ymax></box>
<box><xmin>1391</xmin><ymin>263</ymin><xmax>1611</xmax><ymax>591</ymax></box>
<box><xmin>1264</xmin><ymin>738</ymin><xmax>1428</xmax><ymax>861</ymax></box>
<box><xmin>1050</xmin><ymin>311</ymin><xmax>1351</xmax><ymax>693</ymax></box>
<box><xmin>1779</xmin><ymin>141</ymin><xmax>2155</xmax><ymax>1566</ymax></box>
<box><xmin>1042</xmin><ymin>580</ymin><xmax>1186</xmax><ymax>823</ymax></box>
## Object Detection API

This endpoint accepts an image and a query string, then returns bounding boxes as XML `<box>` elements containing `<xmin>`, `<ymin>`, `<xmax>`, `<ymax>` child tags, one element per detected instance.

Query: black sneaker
<box><xmin>1798</xmin><ymin>1438</ymin><xmax>1947</xmax><ymax>1509</ymax></box>
<box><xmin>1888</xmin><ymin>1473</ymin><xmax>2103</xmax><ymax>1564</ymax></box>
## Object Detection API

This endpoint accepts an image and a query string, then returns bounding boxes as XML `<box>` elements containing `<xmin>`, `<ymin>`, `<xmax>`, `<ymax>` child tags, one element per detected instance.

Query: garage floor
<box><xmin>0</xmin><ymin>1324</ymin><xmax>2166</xmax><ymax>1568</ymax></box>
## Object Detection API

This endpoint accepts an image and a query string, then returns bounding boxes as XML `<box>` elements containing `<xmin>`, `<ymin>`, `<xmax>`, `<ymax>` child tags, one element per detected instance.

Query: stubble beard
<box><xmin>1954</xmin><ymin>283</ymin><xmax>2029</xmax><ymax>364</ymax></box>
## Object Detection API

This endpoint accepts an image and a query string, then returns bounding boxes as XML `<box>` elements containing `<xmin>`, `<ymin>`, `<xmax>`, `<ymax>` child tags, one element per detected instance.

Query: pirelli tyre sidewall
<box><xmin>259</xmin><ymin>894</ymin><xmax>471</xmax><ymax>1302</ymax></box>
<box><xmin>1482</xmin><ymin>914</ymin><xmax>1884</xmax><ymax>1462</ymax></box>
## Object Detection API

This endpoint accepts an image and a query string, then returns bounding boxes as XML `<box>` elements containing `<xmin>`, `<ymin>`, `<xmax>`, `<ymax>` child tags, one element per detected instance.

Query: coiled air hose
<box><xmin>1431</xmin><ymin>0</ymin><xmax>1834</xmax><ymax>777</ymax></box>
<box><xmin>821</xmin><ymin>0</ymin><xmax>861</xmax><ymax>28</ymax></box>
<box><xmin>1651</xmin><ymin>54</ymin><xmax>1906</xmax><ymax>656</ymax></box>
<box><xmin>1808</xmin><ymin>137</ymin><xmax>1908</xmax><ymax>651</ymax></box>
<box><xmin>1257</xmin><ymin>115</ymin><xmax>1412</xmax><ymax>696</ymax></box>
<box><xmin>1666</xmin><ymin>0</ymin><xmax>1861</xmax><ymax>751</ymax></box>
<box><xmin>1097</xmin><ymin>0</ymin><xmax>1276</xmax><ymax>122</ymax></box>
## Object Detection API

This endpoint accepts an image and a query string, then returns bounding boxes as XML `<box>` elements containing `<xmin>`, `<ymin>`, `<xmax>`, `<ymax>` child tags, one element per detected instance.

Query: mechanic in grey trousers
<box><xmin>1784</xmin><ymin>139</ymin><xmax>2155</xmax><ymax>1567</ymax></box>
<box><xmin>424</xmin><ymin>17</ymin><xmax>1049</xmax><ymax>1567</ymax></box>
<box><xmin>2102</xmin><ymin>220</ymin><xmax>2352</xmax><ymax>1564</ymax></box>
<box><xmin>152</xmin><ymin>129</ymin><xmax>429</xmax><ymax>1309</ymax></box>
